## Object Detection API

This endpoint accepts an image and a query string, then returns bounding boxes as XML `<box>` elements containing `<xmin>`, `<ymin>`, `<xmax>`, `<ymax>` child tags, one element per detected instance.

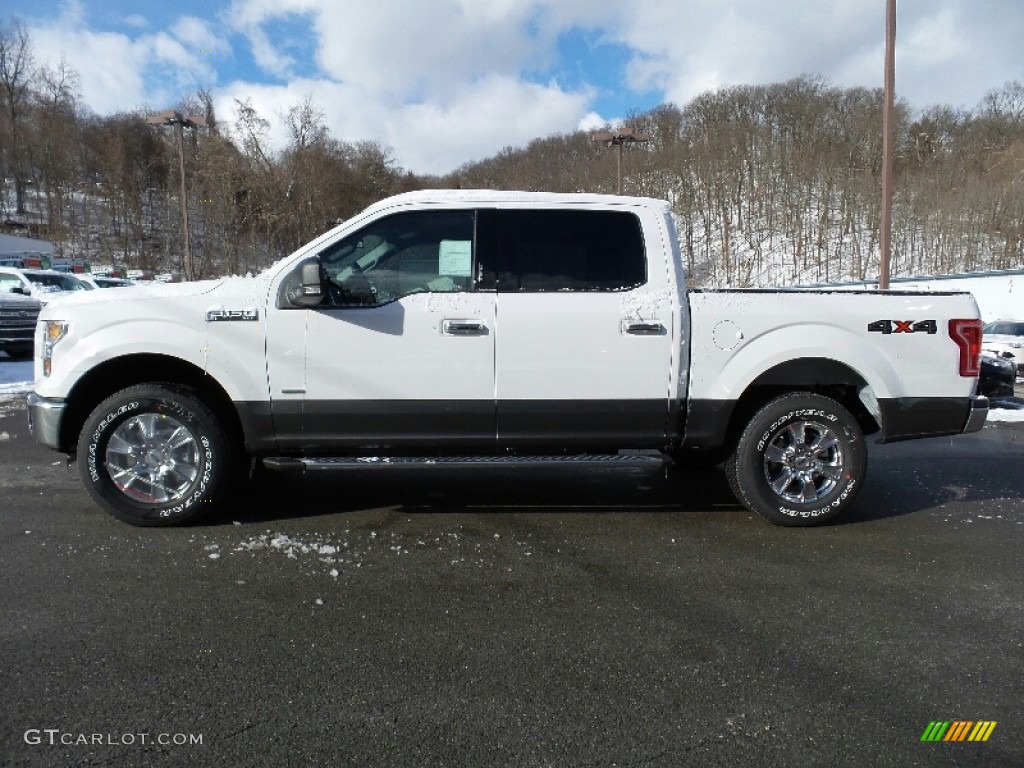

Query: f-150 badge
<box><xmin>206</xmin><ymin>308</ymin><xmax>258</xmax><ymax>322</ymax></box>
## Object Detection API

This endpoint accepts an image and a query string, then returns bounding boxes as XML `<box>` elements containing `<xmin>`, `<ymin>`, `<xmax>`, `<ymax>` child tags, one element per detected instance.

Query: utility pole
<box><xmin>879</xmin><ymin>0</ymin><xmax>896</xmax><ymax>289</ymax></box>
<box><xmin>590</xmin><ymin>128</ymin><xmax>650</xmax><ymax>194</ymax></box>
<box><xmin>147</xmin><ymin>109</ymin><xmax>205</xmax><ymax>281</ymax></box>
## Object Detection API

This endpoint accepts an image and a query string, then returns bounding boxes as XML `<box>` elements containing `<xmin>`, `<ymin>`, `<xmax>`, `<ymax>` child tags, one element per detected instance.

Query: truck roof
<box><xmin>361</xmin><ymin>189</ymin><xmax>672</xmax><ymax>216</ymax></box>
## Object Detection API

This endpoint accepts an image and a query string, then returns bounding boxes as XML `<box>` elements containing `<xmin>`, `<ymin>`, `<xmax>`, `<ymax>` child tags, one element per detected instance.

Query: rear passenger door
<box><xmin>491</xmin><ymin>207</ymin><xmax>675</xmax><ymax>451</ymax></box>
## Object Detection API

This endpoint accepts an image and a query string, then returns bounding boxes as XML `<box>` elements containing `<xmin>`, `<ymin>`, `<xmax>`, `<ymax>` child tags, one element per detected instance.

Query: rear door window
<box><xmin>494</xmin><ymin>209</ymin><xmax>646</xmax><ymax>292</ymax></box>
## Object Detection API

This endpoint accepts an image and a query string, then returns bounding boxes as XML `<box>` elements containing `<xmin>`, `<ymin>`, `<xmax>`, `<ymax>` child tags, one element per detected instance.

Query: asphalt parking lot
<box><xmin>1</xmin><ymin>392</ymin><xmax>1022</xmax><ymax>768</ymax></box>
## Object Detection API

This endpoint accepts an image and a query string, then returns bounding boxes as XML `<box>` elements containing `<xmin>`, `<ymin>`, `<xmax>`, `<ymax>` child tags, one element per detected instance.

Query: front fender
<box><xmin>35</xmin><ymin>319</ymin><xmax>267</xmax><ymax>405</ymax></box>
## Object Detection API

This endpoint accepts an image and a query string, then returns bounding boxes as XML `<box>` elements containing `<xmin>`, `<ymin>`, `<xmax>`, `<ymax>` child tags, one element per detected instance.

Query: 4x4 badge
<box><xmin>868</xmin><ymin>319</ymin><xmax>937</xmax><ymax>335</ymax></box>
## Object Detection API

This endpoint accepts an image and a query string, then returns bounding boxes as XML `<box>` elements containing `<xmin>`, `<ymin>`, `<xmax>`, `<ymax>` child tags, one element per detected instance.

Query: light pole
<box><xmin>879</xmin><ymin>0</ymin><xmax>896</xmax><ymax>289</ymax></box>
<box><xmin>147</xmin><ymin>109</ymin><xmax>205</xmax><ymax>281</ymax></box>
<box><xmin>590</xmin><ymin>128</ymin><xmax>650</xmax><ymax>194</ymax></box>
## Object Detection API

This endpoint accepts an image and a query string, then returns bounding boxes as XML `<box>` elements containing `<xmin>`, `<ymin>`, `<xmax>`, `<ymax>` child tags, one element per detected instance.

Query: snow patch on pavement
<box><xmin>200</xmin><ymin>527</ymin><xmax>535</xmax><ymax>581</ymax></box>
<box><xmin>0</xmin><ymin>359</ymin><xmax>33</xmax><ymax>402</ymax></box>
<box><xmin>985</xmin><ymin>406</ymin><xmax>1024</xmax><ymax>423</ymax></box>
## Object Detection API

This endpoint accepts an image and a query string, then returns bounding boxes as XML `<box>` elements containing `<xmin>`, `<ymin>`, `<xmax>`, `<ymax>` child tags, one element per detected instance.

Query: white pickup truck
<box><xmin>28</xmin><ymin>190</ymin><xmax>988</xmax><ymax>527</ymax></box>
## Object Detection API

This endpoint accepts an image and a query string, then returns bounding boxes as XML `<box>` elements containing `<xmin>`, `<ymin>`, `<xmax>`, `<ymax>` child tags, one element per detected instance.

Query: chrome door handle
<box><xmin>623</xmin><ymin>322</ymin><xmax>665</xmax><ymax>335</ymax></box>
<box><xmin>443</xmin><ymin>319</ymin><xmax>487</xmax><ymax>336</ymax></box>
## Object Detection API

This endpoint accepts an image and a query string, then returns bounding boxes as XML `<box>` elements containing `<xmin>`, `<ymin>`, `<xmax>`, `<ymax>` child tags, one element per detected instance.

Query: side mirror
<box><xmin>287</xmin><ymin>259</ymin><xmax>324</xmax><ymax>307</ymax></box>
<box><xmin>11</xmin><ymin>286</ymin><xmax>29</xmax><ymax>296</ymax></box>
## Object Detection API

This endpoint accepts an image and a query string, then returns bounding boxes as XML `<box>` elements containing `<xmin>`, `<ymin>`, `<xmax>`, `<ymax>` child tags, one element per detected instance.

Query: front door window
<box><xmin>319</xmin><ymin>211</ymin><xmax>476</xmax><ymax>307</ymax></box>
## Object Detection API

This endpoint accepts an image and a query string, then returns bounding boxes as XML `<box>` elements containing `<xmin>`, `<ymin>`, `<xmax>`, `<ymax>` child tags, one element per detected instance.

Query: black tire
<box><xmin>76</xmin><ymin>384</ymin><xmax>233</xmax><ymax>526</ymax></box>
<box><xmin>724</xmin><ymin>393</ymin><xmax>866</xmax><ymax>526</ymax></box>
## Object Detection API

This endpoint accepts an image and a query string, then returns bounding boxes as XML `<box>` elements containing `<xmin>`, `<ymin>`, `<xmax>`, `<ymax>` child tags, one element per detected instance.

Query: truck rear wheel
<box><xmin>725</xmin><ymin>393</ymin><xmax>866</xmax><ymax>526</ymax></box>
<box><xmin>77</xmin><ymin>384</ymin><xmax>231</xmax><ymax>526</ymax></box>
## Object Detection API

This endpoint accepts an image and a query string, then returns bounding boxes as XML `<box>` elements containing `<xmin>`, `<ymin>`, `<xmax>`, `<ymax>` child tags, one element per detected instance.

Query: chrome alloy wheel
<box><xmin>105</xmin><ymin>413</ymin><xmax>201</xmax><ymax>503</ymax></box>
<box><xmin>762</xmin><ymin>420</ymin><xmax>845</xmax><ymax>504</ymax></box>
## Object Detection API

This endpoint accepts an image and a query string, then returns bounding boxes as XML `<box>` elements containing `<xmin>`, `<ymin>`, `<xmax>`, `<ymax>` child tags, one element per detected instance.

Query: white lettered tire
<box><xmin>725</xmin><ymin>393</ymin><xmax>866</xmax><ymax>526</ymax></box>
<box><xmin>77</xmin><ymin>384</ymin><xmax>231</xmax><ymax>526</ymax></box>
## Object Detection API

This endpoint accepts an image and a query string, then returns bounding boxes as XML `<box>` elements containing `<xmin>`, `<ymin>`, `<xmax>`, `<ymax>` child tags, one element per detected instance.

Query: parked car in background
<box><xmin>982</xmin><ymin>320</ymin><xmax>1024</xmax><ymax>380</ymax></box>
<box><xmin>0</xmin><ymin>291</ymin><xmax>41</xmax><ymax>359</ymax></box>
<box><xmin>0</xmin><ymin>267</ymin><xmax>93</xmax><ymax>304</ymax></box>
<box><xmin>79</xmin><ymin>275</ymin><xmax>136</xmax><ymax>289</ymax></box>
<box><xmin>979</xmin><ymin>352</ymin><xmax>1017</xmax><ymax>399</ymax></box>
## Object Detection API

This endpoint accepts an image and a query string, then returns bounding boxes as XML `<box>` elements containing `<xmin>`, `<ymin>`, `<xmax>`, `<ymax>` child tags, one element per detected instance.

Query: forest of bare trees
<box><xmin>2</xmin><ymin>17</ymin><xmax>1022</xmax><ymax>286</ymax></box>
<box><xmin>451</xmin><ymin>76</ymin><xmax>1024</xmax><ymax>286</ymax></box>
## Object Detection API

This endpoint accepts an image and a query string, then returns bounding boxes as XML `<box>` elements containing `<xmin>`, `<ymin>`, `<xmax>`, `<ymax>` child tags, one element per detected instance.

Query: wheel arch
<box><xmin>61</xmin><ymin>354</ymin><xmax>245</xmax><ymax>455</ymax></box>
<box><xmin>721</xmin><ymin>357</ymin><xmax>881</xmax><ymax>452</ymax></box>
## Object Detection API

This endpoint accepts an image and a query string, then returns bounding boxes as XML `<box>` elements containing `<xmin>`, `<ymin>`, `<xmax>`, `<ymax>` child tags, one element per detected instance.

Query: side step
<box><xmin>262</xmin><ymin>453</ymin><xmax>668</xmax><ymax>472</ymax></box>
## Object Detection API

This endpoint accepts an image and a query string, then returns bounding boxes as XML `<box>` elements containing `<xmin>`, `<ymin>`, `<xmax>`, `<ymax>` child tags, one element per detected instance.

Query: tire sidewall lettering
<box><xmin>756</xmin><ymin>407</ymin><xmax>856</xmax><ymax>515</ymax></box>
<box><xmin>729</xmin><ymin>393</ymin><xmax>867</xmax><ymax>526</ymax></box>
<box><xmin>87</xmin><ymin>401</ymin><xmax>140</xmax><ymax>482</ymax></box>
<box><xmin>159</xmin><ymin>437</ymin><xmax>213</xmax><ymax>517</ymax></box>
<box><xmin>85</xmin><ymin>396</ymin><xmax>214</xmax><ymax>521</ymax></box>
<box><xmin>778</xmin><ymin>478</ymin><xmax>857</xmax><ymax>518</ymax></box>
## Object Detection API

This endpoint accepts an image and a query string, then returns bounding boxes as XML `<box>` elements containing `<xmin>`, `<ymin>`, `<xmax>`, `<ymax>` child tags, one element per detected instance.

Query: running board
<box><xmin>262</xmin><ymin>454</ymin><xmax>668</xmax><ymax>472</ymax></box>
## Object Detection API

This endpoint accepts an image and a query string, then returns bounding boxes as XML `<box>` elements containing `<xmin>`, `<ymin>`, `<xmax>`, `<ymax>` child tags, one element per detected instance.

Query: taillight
<box><xmin>949</xmin><ymin>319</ymin><xmax>982</xmax><ymax>377</ymax></box>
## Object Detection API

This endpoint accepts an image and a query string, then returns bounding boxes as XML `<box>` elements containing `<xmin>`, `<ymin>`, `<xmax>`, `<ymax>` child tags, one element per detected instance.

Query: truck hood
<box><xmin>0</xmin><ymin>292</ymin><xmax>42</xmax><ymax>311</ymax></box>
<box><xmin>39</xmin><ymin>276</ymin><xmax>272</xmax><ymax>319</ymax></box>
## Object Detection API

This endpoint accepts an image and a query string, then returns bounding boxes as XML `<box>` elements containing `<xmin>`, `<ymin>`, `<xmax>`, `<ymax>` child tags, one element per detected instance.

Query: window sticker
<box><xmin>438</xmin><ymin>240</ymin><xmax>473</xmax><ymax>277</ymax></box>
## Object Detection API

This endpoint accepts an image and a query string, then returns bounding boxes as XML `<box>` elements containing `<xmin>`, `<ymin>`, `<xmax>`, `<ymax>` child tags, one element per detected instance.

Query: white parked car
<box><xmin>982</xmin><ymin>320</ymin><xmax>1024</xmax><ymax>380</ymax></box>
<box><xmin>0</xmin><ymin>267</ymin><xmax>93</xmax><ymax>304</ymax></box>
<box><xmin>79</xmin><ymin>275</ymin><xmax>136</xmax><ymax>289</ymax></box>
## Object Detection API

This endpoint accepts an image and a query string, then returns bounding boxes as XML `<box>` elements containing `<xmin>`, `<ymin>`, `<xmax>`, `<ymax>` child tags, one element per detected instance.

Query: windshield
<box><xmin>24</xmin><ymin>272</ymin><xmax>93</xmax><ymax>291</ymax></box>
<box><xmin>983</xmin><ymin>321</ymin><xmax>1024</xmax><ymax>336</ymax></box>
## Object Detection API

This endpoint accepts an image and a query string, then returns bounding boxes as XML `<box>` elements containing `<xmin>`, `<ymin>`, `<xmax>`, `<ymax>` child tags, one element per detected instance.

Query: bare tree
<box><xmin>0</xmin><ymin>18</ymin><xmax>35</xmax><ymax>214</ymax></box>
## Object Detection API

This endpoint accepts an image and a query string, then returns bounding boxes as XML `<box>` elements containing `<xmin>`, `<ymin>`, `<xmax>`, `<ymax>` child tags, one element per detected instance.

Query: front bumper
<box><xmin>26</xmin><ymin>393</ymin><xmax>67</xmax><ymax>451</ymax></box>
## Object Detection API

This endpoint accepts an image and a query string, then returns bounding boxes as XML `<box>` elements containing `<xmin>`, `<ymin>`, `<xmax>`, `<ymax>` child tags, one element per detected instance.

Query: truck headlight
<box><xmin>42</xmin><ymin>320</ymin><xmax>68</xmax><ymax>377</ymax></box>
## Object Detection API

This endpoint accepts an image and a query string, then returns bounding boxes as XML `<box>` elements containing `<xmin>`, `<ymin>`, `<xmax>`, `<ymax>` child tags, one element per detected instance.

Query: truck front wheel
<box><xmin>725</xmin><ymin>393</ymin><xmax>866</xmax><ymax>526</ymax></box>
<box><xmin>77</xmin><ymin>384</ymin><xmax>231</xmax><ymax>526</ymax></box>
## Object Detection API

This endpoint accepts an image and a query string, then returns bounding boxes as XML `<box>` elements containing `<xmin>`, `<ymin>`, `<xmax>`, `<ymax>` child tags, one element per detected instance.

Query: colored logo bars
<box><xmin>921</xmin><ymin>721</ymin><xmax>997</xmax><ymax>742</ymax></box>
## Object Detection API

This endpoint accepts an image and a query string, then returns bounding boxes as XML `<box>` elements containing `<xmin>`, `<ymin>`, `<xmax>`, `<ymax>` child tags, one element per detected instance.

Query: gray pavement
<box><xmin>1</xmin><ymin>394</ymin><xmax>1022</xmax><ymax>767</ymax></box>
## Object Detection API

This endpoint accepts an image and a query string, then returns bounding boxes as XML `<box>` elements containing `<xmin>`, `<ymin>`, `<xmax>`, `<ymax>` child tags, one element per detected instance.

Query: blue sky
<box><xmin>7</xmin><ymin>0</ymin><xmax>1024</xmax><ymax>175</ymax></box>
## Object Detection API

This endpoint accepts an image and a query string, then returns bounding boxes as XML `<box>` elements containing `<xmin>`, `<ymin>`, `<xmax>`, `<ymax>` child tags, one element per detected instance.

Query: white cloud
<box><xmin>216</xmin><ymin>74</ymin><xmax>594</xmax><ymax>175</ymax></box>
<box><xmin>224</xmin><ymin>0</ymin><xmax>321</xmax><ymax>79</ymax></box>
<box><xmin>394</xmin><ymin>76</ymin><xmax>594</xmax><ymax>173</ymax></box>
<box><xmin>121</xmin><ymin>14</ymin><xmax>149</xmax><ymax>30</ymax></box>
<box><xmin>171</xmin><ymin>17</ymin><xmax>231</xmax><ymax>55</ymax></box>
<box><xmin>577</xmin><ymin>111</ymin><xmax>611</xmax><ymax>132</ymax></box>
<box><xmin>17</xmin><ymin>0</ymin><xmax>1024</xmax><ymax>175</ymax></box>
<box><xmin>30</xmin><ymin>25</ymin><xmax>148</xmax><ymax>112</ymax></box>
<box><xmin>28</xmin><ymin>4</ymin><xmax>228</xmax><ymax>114</ymax></box>
<box><xmin>226</xmin><ymin>0</ymin><xmax>549</xmax><ymax>99</ymax></box>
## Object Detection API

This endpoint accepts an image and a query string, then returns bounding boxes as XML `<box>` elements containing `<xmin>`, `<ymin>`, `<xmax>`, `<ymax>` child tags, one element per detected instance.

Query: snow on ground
<box><xmin>206</xmin><ymin>528</ymin><xmax>534</xmax><ymax>584</ymax></box>
<box><xmin>986</xmin><ymin>405</ymin><xmax>1024</xmax><ymax>423</ymax></box>
<box><xmin>0</xmin><ymin>359</ymin><xmax>33</xmax><ymax>401</ymax></box>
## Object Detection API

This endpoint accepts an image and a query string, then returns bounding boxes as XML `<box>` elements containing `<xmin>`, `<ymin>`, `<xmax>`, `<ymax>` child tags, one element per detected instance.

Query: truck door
<box><xmin>268</xmin><ymin>209</ymin><xmax>497</xmax><ymax>452</ymax></box>
<box><xmin>491</xmin><ymin>207</ymin><xmax>675</xmax><ymax>451</ymax></box>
